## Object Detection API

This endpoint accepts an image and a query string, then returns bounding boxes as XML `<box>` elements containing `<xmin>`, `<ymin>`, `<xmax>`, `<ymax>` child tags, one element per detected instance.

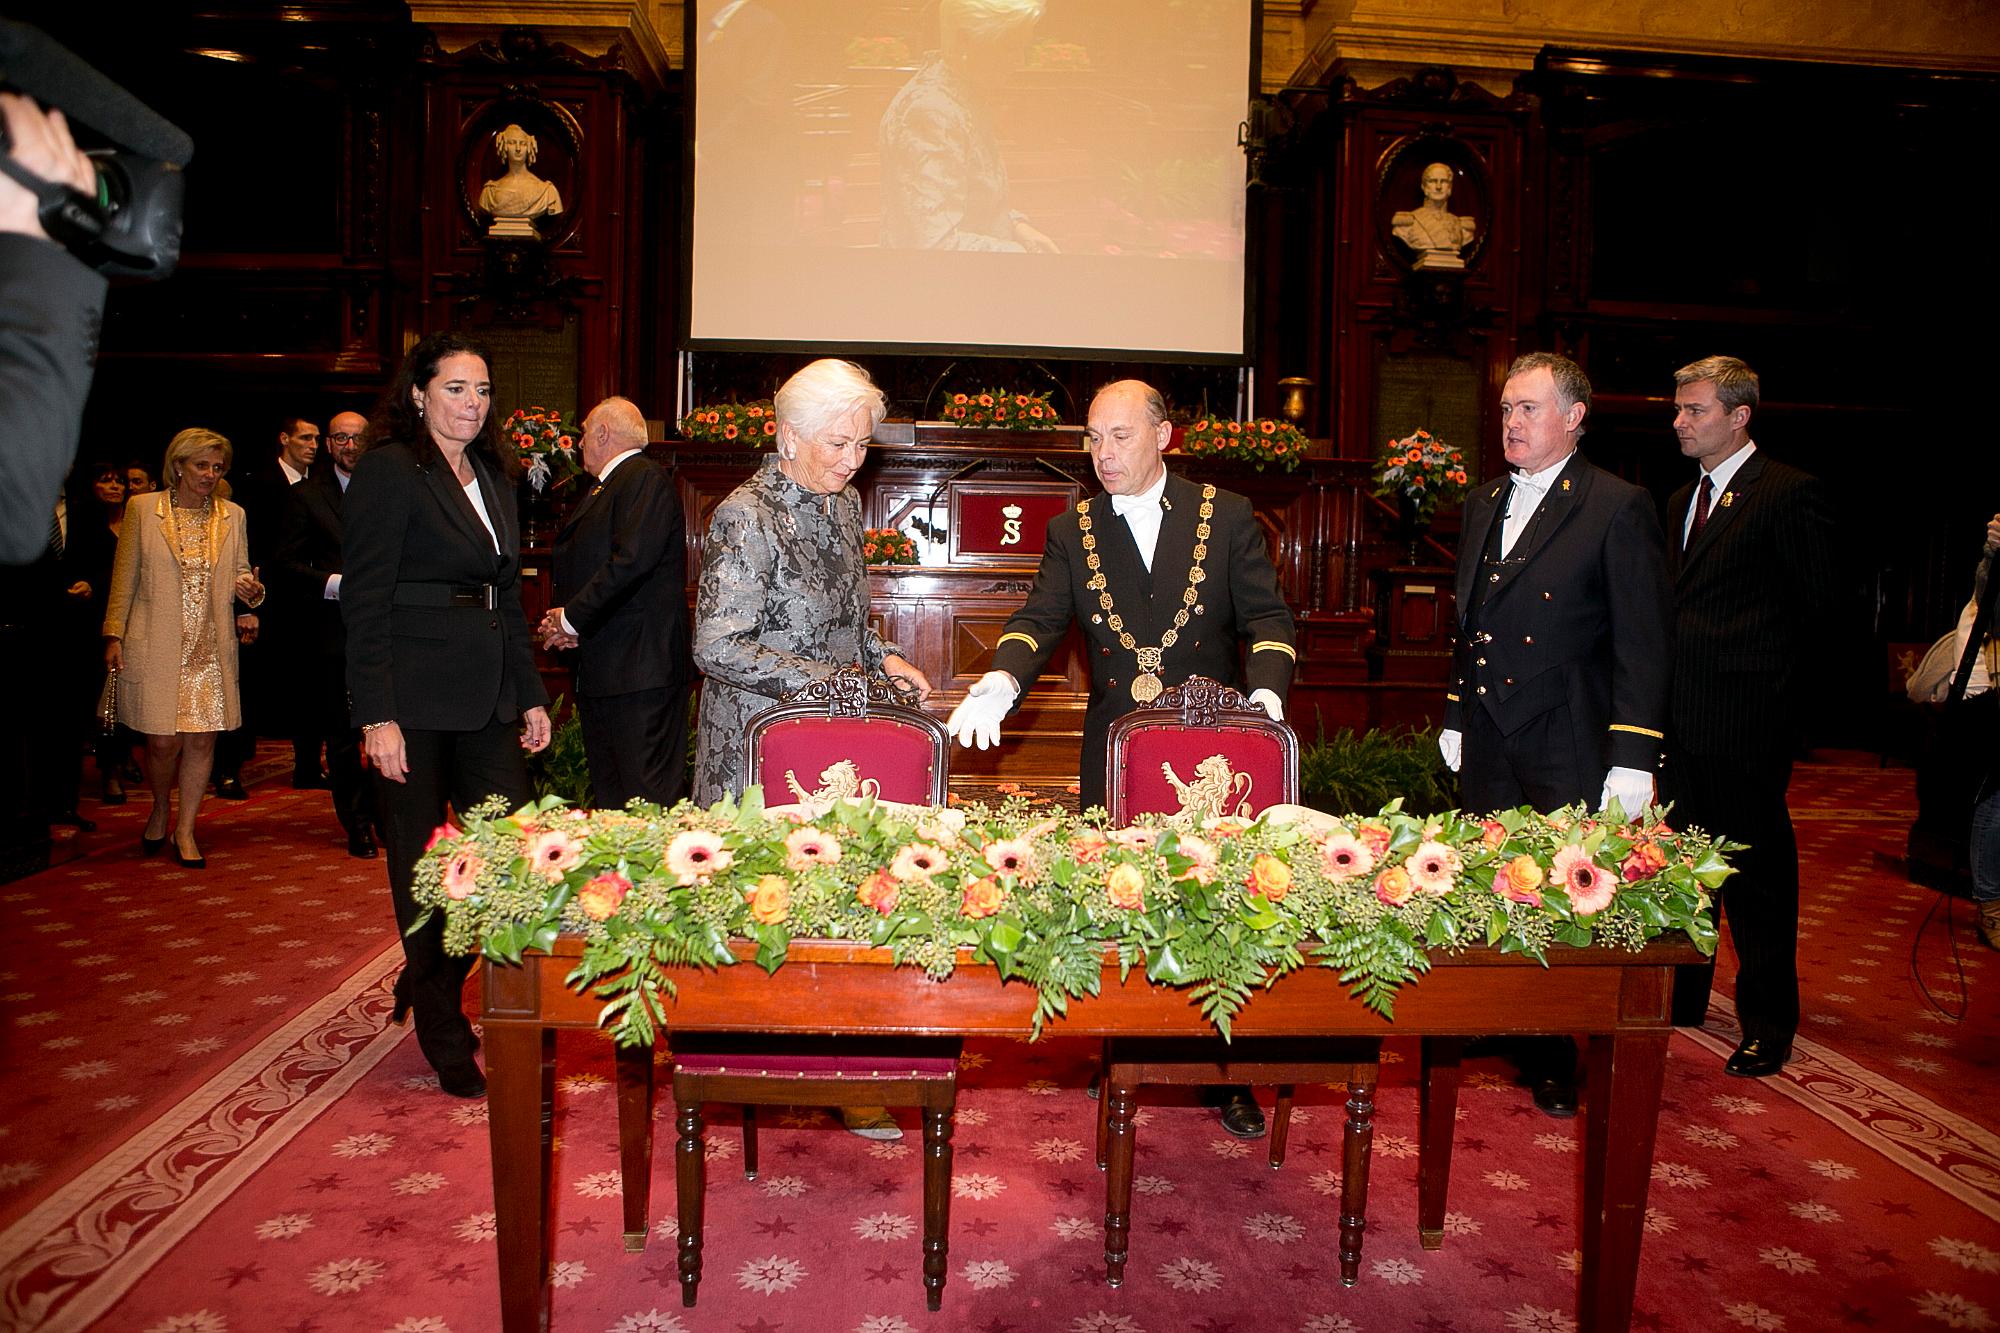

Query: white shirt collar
<box><xmin>1511</xmin><ymin>449</ymin><xmax>1575</xmax><ymax>494</ymax></box>
<box><xmin>1110</xmin><ymin>469</ymin><xmax>1168</xmax><ymax>516</ymax></box>
<box><xmin>279</xmin><ymin>457</ymin><xmax>307</xmax><ymax>486</ymax></box>
<box><xmin>595</xmin><ymin>448</ymin><xmax>641</xmax><ymax>486</ymax></box>
<box><xmin>1700</xmin><ymin>441</ymin><xmax>1756</xmax><ymax>494</ymax></box>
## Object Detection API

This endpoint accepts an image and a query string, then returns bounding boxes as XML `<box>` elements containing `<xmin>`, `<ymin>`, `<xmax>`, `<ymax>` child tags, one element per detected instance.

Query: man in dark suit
<box><xmin>1661</xmin><ymin>355</ymin><xmax>1838</xmax><ymax>1077</ymax></box>
<box><xmin>946</xmin><ymin>378</ymin><xmax>1296</xmax><ymax>1139</ymax></box>
<box><xmin>1438</xmin><ymin>351</ymin><xmax>1674</xmax><ymax>1115</ymax></box>
<box><xmin>274</xmin><ymin>410</ymin><xmax>375</xmax><ymax>856</ymax></box>
<box><xmin>538</xmin><ymin>397</ymin><xmax>692</xmax><ymax>807</ymax></box>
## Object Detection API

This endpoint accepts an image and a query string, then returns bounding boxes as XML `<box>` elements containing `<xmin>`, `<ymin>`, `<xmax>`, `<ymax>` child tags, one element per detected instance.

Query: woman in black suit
<box><xmin>343</xmin><ymin>332</ymin><xmax>552</xmax><ymax>1098</ymax></box>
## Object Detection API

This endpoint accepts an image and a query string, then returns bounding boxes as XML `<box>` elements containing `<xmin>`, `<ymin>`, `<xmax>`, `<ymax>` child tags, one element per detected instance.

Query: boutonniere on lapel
<box><xmin>1720</xmin><ymin>491</ymin><xmax>1734</xmax><ymax>508</ymax></box>
<box><xmin>1560</xmin><ymin>479</ymin><xmax>1572</xmax><ymax>492</ymax></box>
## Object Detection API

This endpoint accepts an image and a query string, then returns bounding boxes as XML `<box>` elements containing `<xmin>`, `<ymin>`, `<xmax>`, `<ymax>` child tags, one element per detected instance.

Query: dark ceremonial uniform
<box><xmin>991</xmin><ymin>473</ymin><xmax>1296</xmax><ymax>811</ymax></box>
<box><xmin>1662</xmin><ymin>450</ymin><xmax>1837</xmax><ymax>1045</ymax></box>
<box><xmin>1446</xmin><ymin>452</ymin><xmax>1673</xmax><ymax>813</ymax></box>
<box><xmin>274</xmin><ymin>465</ymin><xmax>370</xmax><ymax>840</ymax></box>
<box><xmin>551</xmin><ymin>453</ymin><xmax>693</xmax><ymax>808</ymax></box>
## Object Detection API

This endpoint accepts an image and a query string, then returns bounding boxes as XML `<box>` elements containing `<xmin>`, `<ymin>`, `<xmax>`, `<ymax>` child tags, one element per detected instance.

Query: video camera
<box><xmin>0</xmin><ymin>21</ymin><xmax>190</xmax><ymax>279</ymax></box>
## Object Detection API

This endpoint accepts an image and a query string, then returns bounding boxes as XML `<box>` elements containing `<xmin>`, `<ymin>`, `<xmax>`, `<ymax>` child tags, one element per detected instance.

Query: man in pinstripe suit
<box><xmin>1662</xmin><ymin>356</ymin><xmax>1838</xmax><ymax>1077</ymax></box>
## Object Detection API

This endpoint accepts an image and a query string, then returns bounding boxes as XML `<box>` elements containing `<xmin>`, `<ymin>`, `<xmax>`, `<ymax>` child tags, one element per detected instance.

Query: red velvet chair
<box><xmin>667</xmin><ymin>666</ymin><xmax>961</xmax><ymax>1309</ymax></box>
<box><xmin>1095</xmin><ymin>676</ymin><xmax>1380</xmax><ymax>1287</ymax></box>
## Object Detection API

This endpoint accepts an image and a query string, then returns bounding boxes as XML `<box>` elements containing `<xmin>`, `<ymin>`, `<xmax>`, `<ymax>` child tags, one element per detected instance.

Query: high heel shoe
<box><xmin>390</xmin><ymin>972</ymin><xmax>412</xmax><ymax>1026</ymax></box>
<box><xmin>173</xmin><ymin>841</ymin><xmax>206</xmax><ymax>869</ymax></box>
<box><xmin>100</xmin><ymin>775</ymin><xmax>127</xmax><ymax>805</ymax></box>
<box><xmin>141</xmin><ymin>833</ymin><xmax>167</xmax><ymax>857</ymax></box>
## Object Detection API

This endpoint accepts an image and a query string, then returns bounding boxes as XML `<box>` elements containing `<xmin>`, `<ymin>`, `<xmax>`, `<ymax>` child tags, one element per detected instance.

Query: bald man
<box><xmin>541</xmin><ymin>398</ymin><xmax>692</xmax><ymax>807</ymax></box>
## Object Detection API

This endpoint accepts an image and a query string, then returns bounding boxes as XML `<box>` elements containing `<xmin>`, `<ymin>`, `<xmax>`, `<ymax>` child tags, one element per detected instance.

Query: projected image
<box><xmin>690</xmin><ymin>0</ymin><xmax>1254</xmax><ymax>356</ymax></box>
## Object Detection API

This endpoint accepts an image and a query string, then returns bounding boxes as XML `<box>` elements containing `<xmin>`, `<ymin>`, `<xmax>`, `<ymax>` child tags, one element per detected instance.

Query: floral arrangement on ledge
<box><xmin>941</xmin><ymin>389</ymin><xmax>1062</xmax><ymax>429</ymax></box>
<box><xmin>861</xmin><ymin>527</ymin><xmax>918</xmax><ymax>565</ymax></box>
<box><xmin>501</xmin><ymin>407</ymin><xmax>585</xmax><ymax>493</ymax></box>
<box><xmin>413</xmin><ymin>789</ymin><xmax>1730</xmax><ymax>1049</ymax></box>
<box><xmin>1180</xmin><ymin>417</ymin><xmax>1308</xmax><ymax>472</ymax></box>
<box><xmin>1373</xmin><ymin>428</ymin><xmax>1471</xmax><ymax>523</ymax></box>
<box><xmin>679</xmin><ymin>400</ymin><xmax>778</xmax><ymax>447</ymax></box>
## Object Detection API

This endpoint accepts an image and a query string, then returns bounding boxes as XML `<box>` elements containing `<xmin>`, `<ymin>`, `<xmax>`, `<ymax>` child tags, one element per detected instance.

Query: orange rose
<box><xmin>577</xmin><ymin>871</ymin><xmax>631</xmax><ymax>921</ymax></box>
<box><xmin>1069</xmin><ymin>830</ymin><xmax>1109</xmax><ymax>863</ymax></box>
<box><xmin>1478</xmin><ymin>819</ymin><xmax>1507</xmax><ymax>850</ymax></box>
<box><xmin>1497</xmin><ymin>855</ymin><xmax>1544</xmax><ymax>906</ymax></box>
<box><xmin>1105</xmin><ymin>862</ymin><xmax>1145</xmax><ymax>910</ymax></box>
<box><xmin>1620</xmin><ymin>840</ymin><xmax>1669</xmax><ymax>883</ymax></box>
<box><xmin>857</xmin><ymin>869</ymin><xmax>899</xmax><ymax>914</ymax></box>
<box><xmin>961</xmin><ymin>876</ymin><xmax>1005</xmax><ymax>919</ymax></box>
<box><xmin>746</xmin><ymin>874</ymin><xmax>791</xmax><ymax>924</ymax></box>
<box><xmin>1356</xmin><ymin>823</ymin><xmax>1392</xmax><ymax>858</ymax></box>
<box><xmin>1246</xmin><ymin>853</ymin><xmax>1292</xmax><ymax>902</ymax></box>
<box><xmin>1374</xmin><ymin>865</ymin><xmax>1415</xmax><ymax>906</ymax></box>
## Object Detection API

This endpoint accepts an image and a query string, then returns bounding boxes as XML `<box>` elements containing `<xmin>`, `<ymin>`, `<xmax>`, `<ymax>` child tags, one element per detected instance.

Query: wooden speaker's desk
<box><xmin>481</xmin><ymin>935</ymin><xmax>1703</xmax><ymax>1332</ymax></box>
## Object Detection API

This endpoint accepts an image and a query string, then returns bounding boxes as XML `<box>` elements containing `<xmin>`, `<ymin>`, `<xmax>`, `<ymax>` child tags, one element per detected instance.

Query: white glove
<box><xmin>1438</xmin><ymin>728</ymin><xmax>1462</xmax><ymax>773</ymax></box>
<box><xmin>946</xmin><ymin>671</ymin><xmax>1017</xmax><ymax>750</ymax></box>
<box><xmin>1599</xmin><ymin>766</ymin><xmax>1655</xmax><ymax>819</ymax></box>
<box><xmin>1247</xmin><ymin>688</ymin><xmax>1283</xmax><ymax>723</ymax></box>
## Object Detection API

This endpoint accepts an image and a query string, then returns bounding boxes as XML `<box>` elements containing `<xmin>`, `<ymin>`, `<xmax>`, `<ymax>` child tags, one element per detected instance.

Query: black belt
<box><xmin>393</xmin><ymin>581</ymin><xmax>497</xmax><ymax>610</ymax></box>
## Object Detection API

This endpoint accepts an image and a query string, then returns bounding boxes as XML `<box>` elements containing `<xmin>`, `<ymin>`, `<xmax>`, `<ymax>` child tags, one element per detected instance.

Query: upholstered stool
<box><xmin>670</xmin><ymin>1035</ymin><xmax>962</xmax><ymax>1310</ymax></box>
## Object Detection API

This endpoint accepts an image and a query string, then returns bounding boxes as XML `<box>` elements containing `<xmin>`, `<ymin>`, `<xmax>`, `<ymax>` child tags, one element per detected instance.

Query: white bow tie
<box><xmin>1110</xmin><ymin>493</ymin><xmax>1159</xmax><ymax>517</ymax></box>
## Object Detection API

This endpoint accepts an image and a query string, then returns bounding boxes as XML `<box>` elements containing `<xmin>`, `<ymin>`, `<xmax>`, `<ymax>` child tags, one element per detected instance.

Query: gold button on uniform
<box><xmin>1476</xmin><ymin>657</ymin><xmax>1487</xmax><ymax>666</ymax></box>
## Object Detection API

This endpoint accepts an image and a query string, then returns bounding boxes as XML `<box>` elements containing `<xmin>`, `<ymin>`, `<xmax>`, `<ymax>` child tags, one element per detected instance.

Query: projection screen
<box><xmin>685</xmin><ymin>0</ymin><xmax>1257</xmax><ymax>361</ymax></box>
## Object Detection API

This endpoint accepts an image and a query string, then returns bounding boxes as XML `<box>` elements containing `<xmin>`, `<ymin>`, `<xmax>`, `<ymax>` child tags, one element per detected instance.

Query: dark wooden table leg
<box><xmin>1337</xmin><ymin>1072</ymin><xmax>1376</xmax><ymax>1287</ymax></box>
<box><xmin>1418</xmin><ymin>1035</ymin><xmax>1463</xmax><ymax>1250</ymax></box>
<box><xmin>615</xmin><ymin>1042</ymin><xmax>655</xmax><ymax>1252</ymax></box>
<box><xmin>1579</xmin><ymin>1027</ymin><xmax>1670</xmax><ymax>1332</ymax></box>
<box><xmin>1102</xmin><ymin>1075</ymin><xmax>1137</xmax><ymax>1287</ymax></box>
<box><xmin>487</xmin><ymin>1020</ymin><xmax>555</xmax><ymax>1333</ymax></box>
<box><xmin>921</xmin><ymin>1104</ymin><xmax>955</xmax><ymax>1311</ymax></box>
<box><xmin>675</xmin><ymin>1099</ymin><xmax>705</xmax><ymax>1308</ymax></box>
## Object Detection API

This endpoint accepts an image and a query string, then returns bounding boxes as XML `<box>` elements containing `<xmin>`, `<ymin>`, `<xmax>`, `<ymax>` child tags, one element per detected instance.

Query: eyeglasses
<box><xmin>328</xmin><ymin>432</ymin><xmax>363</xmax><ymax>443</ymax></box>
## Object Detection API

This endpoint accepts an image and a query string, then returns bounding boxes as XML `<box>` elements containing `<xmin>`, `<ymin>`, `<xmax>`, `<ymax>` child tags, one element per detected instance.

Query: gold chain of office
<box><xmin>1077</xmin><ymin>484</ymin><xmax>1216</xmax><ymax>703</ymax></box>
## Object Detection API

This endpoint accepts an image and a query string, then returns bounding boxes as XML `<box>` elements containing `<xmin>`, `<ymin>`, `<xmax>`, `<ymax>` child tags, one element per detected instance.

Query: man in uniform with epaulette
<box><xmin>947</xmin><ymin>377</ymin><xmax>1296</xmax><ymax>1138</ymax></box>
<box><xmin>1437</xmin><ymin>350</ymin><xmax>1673</xmax><ymax>1116</ymax></box>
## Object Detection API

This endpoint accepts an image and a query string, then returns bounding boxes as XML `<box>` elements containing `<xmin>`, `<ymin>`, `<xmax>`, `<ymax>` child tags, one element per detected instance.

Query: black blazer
<box><xmin>341</xmin><ymin>440</ymin><xmax>548</xmax><ymax>730</ymax></box>
<box><xmin>0</xmin><ymin>235</ymin><xmax>107</xmax><ymax>564</ymax></box>
<box><xmin>1445</xmin><ymin>452</ymin><xmax>1673</xmax><ymax>774</ymax></box>
<box><xmin>1665</xmin><ymin>450</ymin><xmax>1838</xmax><ymax>758</ymax></box>
<box><xmin>551</xmin><ymin>453</ymin><xmax>691</xmax><ymax>698</ymax></box>
<box><xmin>275</xmin><ymin>465</ymin><xmax>349</xmax><ymax>661</ymax></box>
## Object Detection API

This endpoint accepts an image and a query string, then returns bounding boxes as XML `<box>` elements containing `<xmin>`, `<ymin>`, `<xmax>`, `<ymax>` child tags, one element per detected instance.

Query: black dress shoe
<box><xmin>141</xmin><ymin>833</ymin><xmax>168</xmax><ymax>857</ymax></box>
<box><xmin>1724</xmin><ymin>1036</ymin><xmax>1792</xmax><ymax>1079</ymax></box>
<box><xmin>437</xmin><ymin>1061</ymin><xmax>487</xmax><ymax>1098</ymax></box>
<box><xmin>52</xmin><ymin>810</ymin><xmax>96</xmax><ymax>832</ymax></box>
<box><xmin>174</xmin><ymin>848</ymin><xmax>206</xmax><ymax>869</ymax></box>
<box><xmin>1217</xmin><ymin>1090</ymin><xmax>1268</xmax><ymax>1140</ymax></box>
<box><xmin>100</xmin><ymin>776</ymin><xmax>127</xmax><ymax>805</ymax></box>
<box><xmin>348</xmin><ymin>830</ymin><xmax>379</xmax><ymax>858</ymax></box>
<box><xmin>1532</xmin><ymin>1077</ymin><xmax>1579</xmax><ymax>1118</ymax></box>
<box><xmin>214</xmin><ymin>777</ymin><xmax>247</xmax><ymax>800</ymax></box>
<box><xmin>293</xmin><ymin>769</ymin><xmax>331</xmax><ymax>789</ymax></box>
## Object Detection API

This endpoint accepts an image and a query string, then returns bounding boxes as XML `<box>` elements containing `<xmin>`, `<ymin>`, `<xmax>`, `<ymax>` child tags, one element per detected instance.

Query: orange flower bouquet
<box><xmin>1179</xmin><ymin>416</ymin><xmax>1307</xmax><ymax>472</ymax></box>
<box><xmin>680</xmin><ymin>399</ymin><xmax>779</xmax><ymax>448</ymax></box>
<box><xmin>1372</xmin><ymin>428</ymin><xmax>1470</xmax><ymax>523</ymax></box>
<box><xmin>940</xmin><ymin>388</ymin><xmax>1062</xmax><ymax>430</ymax></box>
<box><xmin>501</xmin><ymin>407</ymin><xmax>585</xmax><ymax>493</ymax></box>
<box><xmin>861</xmin><ymin>527</ymin><xmax>917</xmax><ymax>565</ymax></box>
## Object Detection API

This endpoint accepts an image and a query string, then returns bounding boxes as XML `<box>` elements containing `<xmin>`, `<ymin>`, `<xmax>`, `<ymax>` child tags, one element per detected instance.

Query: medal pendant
<box><xmin>1131</xmin><ymin>673</ymin><xmax>1163</xmax><ymax>704</ymax></box>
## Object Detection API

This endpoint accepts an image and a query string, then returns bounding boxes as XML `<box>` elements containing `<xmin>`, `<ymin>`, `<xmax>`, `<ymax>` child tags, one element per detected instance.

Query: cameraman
<box><xmin>0</xmin><ymin>90</ymin><xmax>106</xmax><ymax>564</ymax></box>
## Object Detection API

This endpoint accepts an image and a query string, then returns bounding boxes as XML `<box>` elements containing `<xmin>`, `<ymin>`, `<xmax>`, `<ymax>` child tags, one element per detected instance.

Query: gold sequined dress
<box><xmin>171</xmin><ymin>501</ymin><xmax>227</xmax><ymax>732</ymax></box>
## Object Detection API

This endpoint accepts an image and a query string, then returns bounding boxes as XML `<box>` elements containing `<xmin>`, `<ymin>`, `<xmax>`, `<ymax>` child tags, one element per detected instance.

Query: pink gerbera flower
<box><xmin>442</xmin><ymin>849</ymin><xmax>485</xmax><ymax>901</ymax></box>
<box><xmin>784</xmin><ymin>826</ymin><xmax>843</xmax><ymax>871</ymax></box>
<box><xmin>1174</xmin><ymin>833</ymin><xmax>1219</xmax><ymax>884</ymax></box>
<box><xmin>1108</xmin><ymin>826</ymin><xmax>1157</xmax><ymax>854</ymax></box>
<box><xmin>890</xmin><ymin>842</ymin><xmax>948</xmax><ymax>882</ymax></box>
<box><xmin>982</xmin><ymin>838</ymin><xmax>1038</xmax><ymax>881</ymax></box>
<box><xmin>1319</xmin><ymin>832</ymin><xmax>1375</xmax><ymax>882</ymax></box>
<box><xmin>1407</xmin><ymin>840</ymin><xmax>1461</xmax><ymax>896</ymax></box>
<box><xmin>524</xmin><ymin>828</ymin><xmax>584</xmax><ymax>881</ymax></box>
<box><xmin>1552</xmin><ymin>845</ymin><xmax>1617</xmax><ymax>916</ymax></box>
<box><xmin>666</xmin><ymin>829</ymin><xmax>733</xmax><ymax>884</ymax></box>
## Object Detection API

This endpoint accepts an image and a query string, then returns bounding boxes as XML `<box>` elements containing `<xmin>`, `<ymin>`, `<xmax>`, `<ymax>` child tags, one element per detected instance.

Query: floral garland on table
<box><xmin>414</xmin><ymin>789</ymin><xmax>1731</xmax><ymax>1049</ymax></box>
<box><xmin>941</xmin><ymin>389</ymin><xmax>1062</xmax><ymax>429</ymax></box>
<box><xmin>500</xmin><ymin>408</ymin><xmax>585</xmax><ymax>494</ymax></box>
<box><xmin>679</xmin><ymin>400</ymin><xmax>778</xmax><ymax>447</ymax></box>
<box><xmin>1372</xmin><ymin>428</ymin><xmax>1471</xmax><ymax>523</ymax></box>
<box><xmin>861</xmin><ymin>527</ymin><xmax>918</xmax><ymax>565</ymax></box>
<box><xmin>1180</xmin><ymin>417</ymin><xmax>1307</xmax><ymax>472</ymax></box>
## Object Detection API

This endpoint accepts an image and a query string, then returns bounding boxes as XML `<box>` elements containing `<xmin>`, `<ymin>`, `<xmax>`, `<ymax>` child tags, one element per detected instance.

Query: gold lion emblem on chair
<box><xmin>785</xmin><ymin>759</ymin><xmax>882</xmax><ymax>805</ymax></box>
<box><xmin>1161</xmin><ymin>754</ymin><xmax>1253</xmax><ymax>822</ymax></box>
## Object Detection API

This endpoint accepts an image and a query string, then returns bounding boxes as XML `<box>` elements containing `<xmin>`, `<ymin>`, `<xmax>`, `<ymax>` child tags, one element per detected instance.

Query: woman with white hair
<box><xmin>691</xmin><ymin>358</ymin><xmax>933</xmax><ymax>808</ymax></box>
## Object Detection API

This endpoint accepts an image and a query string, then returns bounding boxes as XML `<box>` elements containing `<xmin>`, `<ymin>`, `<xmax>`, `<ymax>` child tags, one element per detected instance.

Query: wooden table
<box><xmin>481</xmin><ymin>934</ymin><xmax>1703</xmax><ymax>1333</ymax></box>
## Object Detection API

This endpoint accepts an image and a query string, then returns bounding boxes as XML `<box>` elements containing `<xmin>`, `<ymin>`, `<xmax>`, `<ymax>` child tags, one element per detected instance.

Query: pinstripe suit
<box><xmin>1662</xmin><ymin>449</ymin><xmax>1838</xmax><ymax>1042</ymax></box>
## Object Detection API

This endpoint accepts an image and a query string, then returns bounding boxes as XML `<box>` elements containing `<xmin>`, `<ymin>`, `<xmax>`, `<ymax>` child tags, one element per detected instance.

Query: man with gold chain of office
<box><xmin>946</xmin><ymin>378</ymin><xmax>1296</xmax><ymax>821</ymax></box>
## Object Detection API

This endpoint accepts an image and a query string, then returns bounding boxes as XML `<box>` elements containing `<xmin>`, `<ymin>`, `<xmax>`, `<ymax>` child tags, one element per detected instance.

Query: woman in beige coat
<box><xmin>103</xmin><ymin>428</ymin><xmax>266</xmax><ymax>867</ymax></box>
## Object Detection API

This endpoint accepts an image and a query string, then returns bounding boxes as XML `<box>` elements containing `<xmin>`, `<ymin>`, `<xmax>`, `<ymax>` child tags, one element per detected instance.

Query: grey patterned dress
<box><xmin>692</xmin><ymin>456</ymin><xmax>901</xmax><ymax>804</ymax></box>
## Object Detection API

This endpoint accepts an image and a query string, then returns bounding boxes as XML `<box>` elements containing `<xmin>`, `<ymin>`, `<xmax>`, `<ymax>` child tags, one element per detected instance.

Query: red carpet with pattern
<box><xmin>3</xmin><ymin>756</ymin><xmax>1997</xmax><ymax>1333</ymax></box>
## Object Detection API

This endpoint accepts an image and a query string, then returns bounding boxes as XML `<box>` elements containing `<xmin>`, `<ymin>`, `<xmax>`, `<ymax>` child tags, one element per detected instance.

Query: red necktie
<box><xmin>1687</xmin><ymin>475</ymin><xmax>1714</xmax><ymax>548</ymax></box>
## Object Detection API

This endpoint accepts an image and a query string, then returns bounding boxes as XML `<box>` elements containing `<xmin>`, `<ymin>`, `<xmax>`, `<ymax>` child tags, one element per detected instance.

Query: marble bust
<box><xmin>478</xmin><ymin>123</ymin><xmax>563</xmax><ymax>238</ymax></box>
<box><xmin>1391</xmin><ymin>162</ymin><xmax>1475</xmax><ymax>270</ymax></box>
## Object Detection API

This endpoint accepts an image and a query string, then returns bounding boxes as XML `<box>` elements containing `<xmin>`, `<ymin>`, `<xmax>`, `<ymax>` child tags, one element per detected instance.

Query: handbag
<box><xmin>97</xmin><ymin>671</ymin><xmax>119</xmax><ymax>738</ymax></box>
